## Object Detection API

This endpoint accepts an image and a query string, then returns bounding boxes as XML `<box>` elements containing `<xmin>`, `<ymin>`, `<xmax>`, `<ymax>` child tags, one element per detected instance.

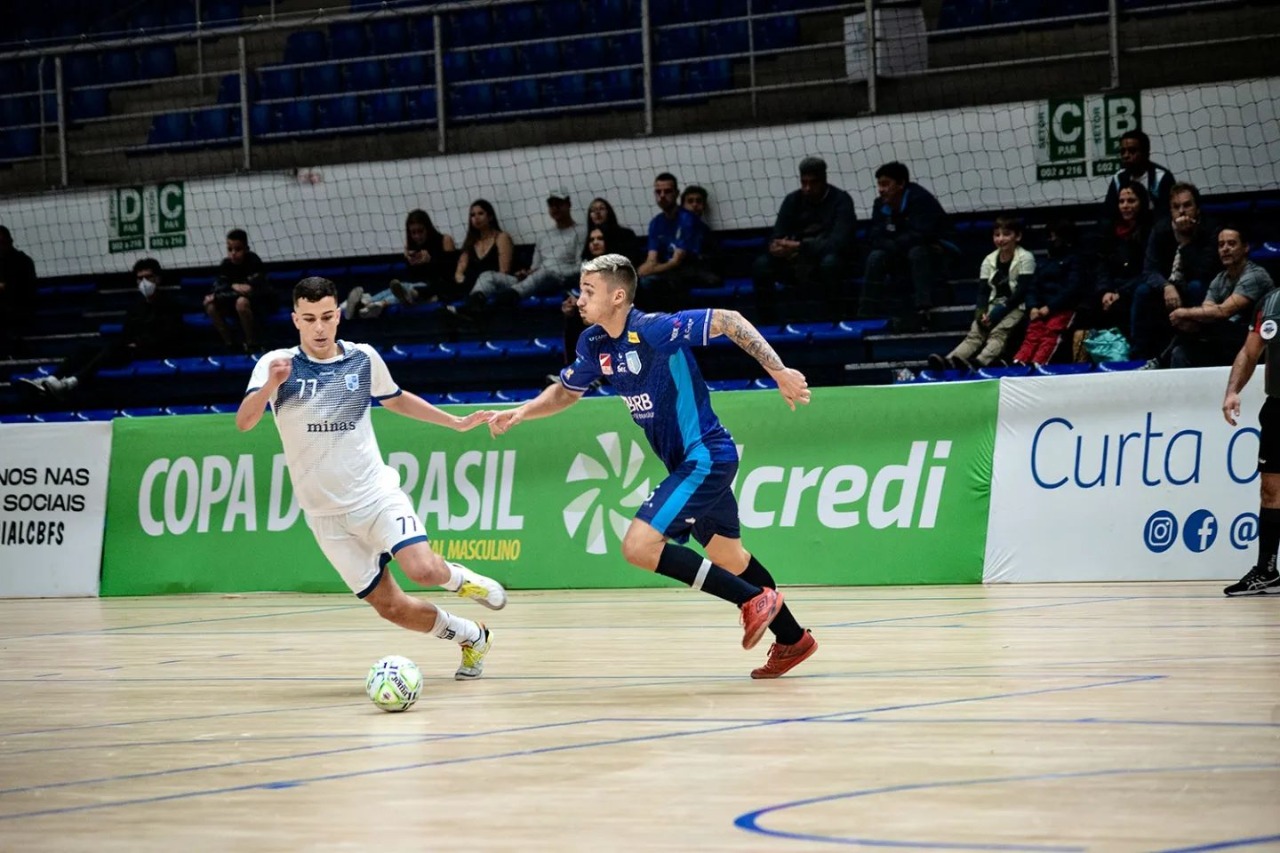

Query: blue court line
<box><xmin>733</xmin><ymin>762</ymin><xmax>1280</xmax><ymax>851</ymax></box>
<box><xmin>0</xmin><ymin>700</ymin><xmax>365</xmax><ymax>739</ymax></box>
<box><xmin>0</xmin><ymin>675</ymin><xmax>1161</xmax><ymax>820</ymax></box>
<box><xmin>1159</xmin><ymin>835</ymin><xmax>1280</xmax><ymax>852</ymax></box>
<box><xmin>0</xmin><ymin>604</ymin><xmax>358</xmax><ymax>642</ymax></box>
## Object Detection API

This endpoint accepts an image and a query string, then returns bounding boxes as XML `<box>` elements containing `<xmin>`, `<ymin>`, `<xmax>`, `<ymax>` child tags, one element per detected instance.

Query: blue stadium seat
<box><xmin>496</xmin><ymin>4</ymin><xmax>538</xmax><ymax>35</ymax></box>
<box><xmin>657</xmin><ymin>28</ymin><xmax>702</xmax><ymax>62</ymax></box>
<box><xmin>371</xmin><ymin>18</ymin><xmax>412</xmax><ymax>53</ymax></box>
<box><xmin>502</xmin><ymin>339</ymin><xmax>556</xmax><ymax>358</ymax></box>
<box><xmin>1034</xmin><ymin>363</ymin><xmax>1093</xmax><ymax>376</ymax></box>
<box><xmin>209</xmin><ymin>354</ymin><xmax>256</xmax><ymax>372</ymax></box>
<box><xmin>601</xmin><ymin>69</ymin><xmax>640</xmax><ymax>102</ymax></box>
<box><xmin>654</xmin><ymin>65</ymin><xmax>683</xmax><ymax>99</ymax></box>
<box><xmin>285</xmin><ymin>30</ymin><xmax>328</xmax><ymax>65</ymax></box>
<box><xmin>34</xmin><ymin>411</ymin><xmax>81</xmax><ymax>423</ymax></box>
<box><xmin>454</xmin><ymin>341</ymin><xmax>505</xmax><ymax>361</ymax></box>
<box><xmin>165</xmin><ymin>405</ymin><xmax>212</xmax><ymax>416</ymax></box>
<box><xmin>278</xmin><ymin>100</ymin><xmax>317</xmax><ymax>132</ymax></box>
<box><xmin>754</xmin><ymin>16</ymin><xmax>799</xmax><ymax>50</ymax></box>
<box><xmin>69</xmin><ymin>90</ymin><xmax>109</xmax><ymax>121</ymax></box>
<box><xmin>138</xmin><ymin>46</ymin><xmax>178</xmax><ymax>79</ymax></box>
<box><xmin>249</xmin><ymin>104</ymin><xmax>273</xmax><ymax>136</ymax></box>
<box><xmin>685</xmin><ymin>59</ymin><xmax>732</xmax><ymax>94</ymax></box>
<box><xmin>203</xmin><ymin>0</ymin><xmax>243</xmax><ymax>28</ymax></box>
<box><xmin>541</xmin><ymin>0</ymin><xmax>585</xmax><ymax>36</ymax></box>
<box><xmin>208</xmin><ymin>403</ymin><xmax>240</xmax><ymax>415</ymax></box>
<box><xmin>405</xmin><ymin>89</ymin><xmax>438</xmax><ymax>122</ymax></box>
<box><xmin>387</xmin><ymin>55</ymin><xmax>430</xmax><ymax>87</ymax></box>
<box><xmin>133</xmin><ymin>359</ymin><xmax>177</xmax><ymax>378</ymax></box>
<box><xmin>705</xmin><ymin>21</ymin><xmax>749</xmax><ymax>55</ymax></box>
<box><xmin>218</xmin><ymin>73</ymin><xmax>255</xmax><ymax>104</ymax></box>
<box><xmin>0</xmin><ymin>413</ymin><xmax>34</xmax><ymax>424</ymax></box>
<box><xmin>347</xmin><ymin>60</ymin><xmax>384</xmax><ymax>92</ymax></box>
<box><xmin>365</xmin><ymin>91</ymin><xmax>405</xmax><ymax>124</ymax></box>
<box><xmin>564</xmin><ymin>37</ymin><xmax>607</xmax><ymax>71</ymax></box>
<box><xmin>259</xmin><ymin>66</ymin><xmax>300</xmax><ymax>100</ymax></box>
<box><xmin>317</xmin><ymin>95</ymin><xmax>360</xmax><ymax>128</ymax></box>
<box><xmin>519</xmin><ymin>42</ymin><xmax>561</xmax><ymax>75</ymax></box>
<box><xmin>651</xmin><ymin>0</ymin><xmax>695</xmax><ymax>24</ymax></box>
<box><xmin>449</xmin><ymin>83</ymin><xmax>494</xmax><ymax>117</ymax></box>
<box><xmin>991</xmin><ymin>0</ymin><xmax>1044</xmax><ymax>23</ymax></box>
<box><xmin>586</xmin><ymin>0</ymin><xmax>628</xmax><ymax>27</ymax></box>
<box><xmin>938</xmin><ymin>0</ymin><xmax>990</xmax><ymax>29</ymax></box>
<box><xmin>77</xmin><ymin>409</ymin><xmax>118</xmax><ymax>421</ymax></box>
<box><xmin>977</xmin><ymin>364</ymin><xmax>1032</xmax><ymax>379</ymax></box>
<box><xmin>407</xmin><ymin>16</ymin><xmax>435</xmax><ymax>50</ymax></box>
<box><xmin>148</xmin><ymin>112</ymin><xmax>190</xmax><ymax>145</ymax></box>
<box><xmin>810</xmin><ymin>321</ymin><xmax>870</xmax><ymax>342</ymax></box>
<box><xmin>476</xmin><ymin>46</ymin><xmax>518</xmax><ymax>79</ymax></box>
<box><xmin>496</xmin><ymin>388</ymin><xmax>541</xmax><ymax>402</ymax></box>
<box><xmin>707</xmin><ymin>379</ymin><xmax>753</xmax><ymax>392</ymax></box>
<box><xmin>191</xmin><ymin>106</ymin><xmax>236</xmax><ymax>142</ymax></box>
<box><xmin>442</xmin><ymin>52</ymin><xmax>472</xmax><ymax>82</ymax></box>
<box><xmin>120</xmin><ymin>407</ymin><xmax>168</xmax><ymax>418</ymax></box>
<box><xmin>0</xmin><ymin>96</ymin><xmax>34</xmax><ymax>128</ymax></box>
<box><xmin>446</xmin><ymin>8</ymin><xmax>493</xmax><ymax>46</ymax></box>
<box><xmin>329</xmin><ymin>22</ymin><xmax>369</xmax><ymax>59</ymax></box>
<box><xmin>445</xmin><ymin>390</ymin><xmax>496</xmax><ymax>405</ymax></box>
<box><xmin>302</xmin><ymin>64</ymin><xmax>344</xmax><ymax>96</ymax></box>
<box><xmin>392</xmin><ymin>343</ymin><xmax>455</xmax><ymax>362</ymax></box>
<box><xmin>165</xmin><ymin>357</ymin><xmax>221</xmax><ymax>375</ymax></box>
<box><xmin>495</xmin><ymin>80</ymin><xmax>540</xmax><ymax>112</ymax></box>
<box><xmin>1097</xmin><ymin>359</ymin><xmax>1150</xmax><ymax>372</ymax></box>
<box><xmin>62</xmin><ymin>55</ymin><xmax>100</xmax><ymax>88</ymax></box>
<box><xmin>542</xmin><ymin>74</ymin><xmax>588</xmax><ymax>108</ymax></box>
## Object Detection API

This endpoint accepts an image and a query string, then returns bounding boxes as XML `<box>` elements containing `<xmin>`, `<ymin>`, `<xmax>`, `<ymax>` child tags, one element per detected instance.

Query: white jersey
<box><xmin>247</xmin><ymin>341</ymin><xmax>401</xmax><ymax>516</ymax></box>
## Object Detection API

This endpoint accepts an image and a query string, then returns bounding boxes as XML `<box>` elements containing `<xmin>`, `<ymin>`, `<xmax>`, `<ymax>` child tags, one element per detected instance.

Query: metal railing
<box><xmin>0</xmin><ymin>0</ymin><xmax>1270</xmax><ymax>189</ymax></box>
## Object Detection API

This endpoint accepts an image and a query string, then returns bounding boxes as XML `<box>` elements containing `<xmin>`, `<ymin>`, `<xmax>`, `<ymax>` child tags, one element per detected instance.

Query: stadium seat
<box><xmin>519</xmin><ymin>42</ymin><xmax>561</xmax><ymax>75</ymax></box>
<box><xmin>405</xmin><ymin>89</ymin><xmax>438</xmax><ymax>122</ymax></box>
<box><xmin>0</xmin><ymin>127</ymin><xmax>39</xmax><ymax>160</ymax></box>
<box><xmin>191</xmin><ymin>106</ymin><xmax>236</xmax><ymax>142</ymax></box>
<box><xmin>563</xmin><ymin>37</ymin><xmax>607</xmax><ymax>71</ymax></box>
<box><xmin>387</xmin><ymin>55</ymin><xmax>431</xmax><ymax>87</ymax></box>
<box><xmin>495</xmin><ymin>80</ymin><xmax>540</xmax><ymax>113</ymax></box>
<box><xmin>165</xmin><ymin>405</ymin><xmax>212</xmax><ymax>416</ymax></box>
<box><xmin>991</xmin><ymin>0</ymin><xmax>1045</xmax><ymax>23</ymax></box>
<box><xmin>705</xmin><ymin>21</ymin><xmax>750</xmax><ymax>56</ymax></box>
<box><xmin>445</xmin><ymin>390</ymin><xmax>496</xmax><ymax>405</ymax></box>
<box><xmin>148</xmin><ymin>112</ymin><xmax>190</xmax><ymax>146</ymax></box>
<box><xmin>654</xmin><ymin>66</ymin><xmax>683</xmax><ymax>99</ymax></box>
<box><xmin>496</xmin><ymin>4</ymin><xmax>538</xmax><ymax>35</ymax></box>
<box><xmin>449</xmin><ymin>83</ymin><xmax>494</xmax><ymax>117</ymax></box>
<box><xmin>208</xmin><ymin>403</ymin><xmax>240</xmax><ymax>414</ymax></box>
<box><xmin>475</xmin><ymin>46</ymin><xmax>517</xmax><ymax>79</ymax></box>
<box><xmin>69</xmin><ymin>90</ymin><xmax>109</xmax><ymax>121</ymax></box>
<box><xmin>165</xmin><ymin>357</ymin><xmax>221</xmax><ymax>375</ymax></box>
<box><xmin>285</xmin><ymin>31</ymin><xmax>328</xmax><ymax>65</ymax></box>
<box><xmin>77</xmin><ymin>409</ymin><xmax>118</xmax><ymax>421</ymax></box>
<box><xmin>586</xmin><ymin>0</ymin><xmax>629</xmax><ymax>28</ymax></box>
<box><xmin>496</xmin><ymin>388</ymin><xmax>541</xmax><ymax>402</ymax></box>
<box><xmin>372</xmin><ymin>18</ymin><xmax>412</xmax><ymax>54</ymax></box>
<box><xmin>277</xmin><ymin>100</ymin><xmax>317</xmax><ymax>133</ymax></box>
<box><xmin>392</xmin><ymin>343</ymin><xmax>455</xmax><ymax>362</ymax></box>
<box><xmin>34</xmin><ymin>411</ymin><xmax>81</xmax><ymax>423</ymax></box>
<box><xmin>259</xmin><ymin>66</ymin><xmax>300</xmax><ymax>101</ymax></box>
<box><xmin>685</xmin><ymin>59</ymin><xmax>732</xmax><ymax>95</ymax></box>
<box><xmin>446</xmin><ymin>8</ymin><xmax>493</xmax><ymax>47</ymax></box>
<box><xmin>365</xmin><ymin>92</ymin><xmax>405</xmax><ymax>125</ymax></box>
<box><xmin>657</xmin><ymin>28</ymin><xmax>702</xmax><ymax>62</ymax></box>
<box><xmin>407</xmin><ymin>16</ymin><xmax>435</xmax><ymax>50</ymax></box>
<box><xmin>120</xmin><ymin>407</ymin><xmax>167</xmax><ymax>418</ymax></box>
<box><xmin>204</xmin><ymin>0</ymin><xmax>243</xmax><ymax>28</ymax></box>
<box><xmin>317</xmin><ymin>95</ymin><xmax>361</xmax><ymax>129</ymax></box>
<box><xmin>138</xmin><ymin>46</ymin><xmax>178</xmax><ymax>79</ymax></box>
<box><xmin>453</xmin><ymin>341</ymin><xmax>505</xmax><ymax>361</ymax></box>
<box><xmin>753</xmin><ymin>16</ymin><xmax>799</xmax><ymax>50</ymax></box>
<box><xmin>329</xmin><ymin>22</ymin><xmax>369</xmax><ymax>59</ymax></box>
<box><xmin>347</xmin><ymin>60</ymin><xmax>384</xmax><ymax>92</ymax></box>
<box><xmin>601</xmin><ymin>69</ymin><xmax>640</xmax><ymax>102</ymax></box>
<box><xmin>1035</xmin><ymin>363</ymin><xmax>1094</xmax><ymax>376</ymax></box>
<box><xmin>1097</xmin><ymin>359</ymin><xmax>1150</xmax><ymax>372</ymax></box>
<box><xmin>302</xmin><ymin>64</ymin><xmax>344</xmax><ymax>96</ymax></box>
<box><xmin>977</xmin><ymin>364</ymin><xmax>1032</xmax><ymax>379</ymax></box>
<box><xmin>541</xmin><ymin>0</ymin><xmax>585</xmax><ymax>35</ymax></box>
<box><xmin>0</xmin><ymin>414</ymin><xmax>34</xmax><ymax>424</ymax></box>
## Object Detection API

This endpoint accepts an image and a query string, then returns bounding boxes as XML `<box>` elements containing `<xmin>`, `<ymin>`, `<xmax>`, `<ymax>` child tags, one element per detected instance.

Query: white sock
<box><xmin>430</xmin><ymin>607</ymin><xmax>481</xmax><ymax>645</ymax></box>
<box><xmin>440</xmin><ymin>562</ymin><xmax>464</xmax><ymax>592</ymax></box>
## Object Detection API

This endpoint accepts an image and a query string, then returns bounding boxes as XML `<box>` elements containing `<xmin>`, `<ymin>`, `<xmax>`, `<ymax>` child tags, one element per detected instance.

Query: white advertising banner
<box><xmin>0</xmin><ymin>422</ymin><xmax>113</xmax><ymax>596</ymax></box>
<box><xmin>985</xmin><ymin>368</ymin><xmax>1267</xmax><ymax>582</ymax></box>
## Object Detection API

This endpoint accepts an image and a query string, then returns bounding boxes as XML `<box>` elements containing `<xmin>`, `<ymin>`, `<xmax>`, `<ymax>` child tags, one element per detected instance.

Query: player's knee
<box><xmin>620</xmin><ymin>532</ymin><xmax>659</xmax><ymax>569</ymax></box>
<box><xmin>368</xmin><ymin>591</ymin><xmax>411</xmax><ymax>625</ymax></box>
<box><xmin>235</xmin><ymin>297</ymin><xmax>252</xmax><ymax>313</ymax></box>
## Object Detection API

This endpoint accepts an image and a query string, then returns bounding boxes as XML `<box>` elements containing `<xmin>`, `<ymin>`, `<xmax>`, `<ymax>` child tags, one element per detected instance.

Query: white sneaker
<box><xmin>450</xmin><ymin>562</ymin><xmax>507</xmax><ymax>610</ymax></box>
<box><xmin>343</xmin><ymin>286</ymin><xmax>364</xmax><ymax>320</ymax></box>
<box><xmin>18</xmin><ymin>376</ymin><xmax>54</xmax><ymax>395</ymax></box>
<box><xmin>359</xmin><ymin>302</ymin><xmax>384</xmax><ymax>319</ymax></box>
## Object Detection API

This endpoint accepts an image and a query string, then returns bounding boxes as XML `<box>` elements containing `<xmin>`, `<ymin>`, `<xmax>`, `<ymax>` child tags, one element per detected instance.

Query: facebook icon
<box><xmin>1182</xmin><ymin>509</ymin><xmax>1219</xmax><ymax>553</ymax></box>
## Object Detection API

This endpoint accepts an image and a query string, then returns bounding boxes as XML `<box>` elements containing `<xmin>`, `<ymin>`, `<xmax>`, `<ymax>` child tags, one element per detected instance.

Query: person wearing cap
<box><xmin>460</xmin><ymin>187</ymin><xmax>586</xmax><ymax>315</ymax></box>
<box><xmin>751</xmin><ymin>156</ymin><xmax>857</xmax><ymax>324</ymax></box>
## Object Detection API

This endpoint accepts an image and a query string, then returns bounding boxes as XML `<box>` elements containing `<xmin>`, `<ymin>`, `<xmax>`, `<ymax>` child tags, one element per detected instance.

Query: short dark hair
<box><xmin>1119</xmin><ymin>130</ymin><xmax>1151</xmax><ymax>155</ymax></box>
<box><xmin>581</xmin><ymin>254</ymin><xmax>637</xmax><ymax>303</ymax></box>
<box><xmin>1048</xmin><ymin>218</ymin><xmax>1079</xmax><ymax>246</ymax></box>
<box><xmin>654</xmin><ymin>172</ymin><xmax>678</xmax><ymax>188</ymax></box>
<box><xmin>875</xmin><ymin>161</ymin><xmax>910</xmax><ymax>184</ymax></box>
<box><xmin>226</xmin><ymin>228</ymin><xmax>249</xmax><ymax>245</ymax></box>
<box><xmin>1170</xmin><ymin>181</ymin><xmax>1201</xmax><ymax>208</ymax></box>
<box><xmin>993</xmin><ymin>216</ymin><xmax>1023</xmax><ymax>236</ymax></box>
<box><xmin>681</xmin><ymin>185</ymin><xmax>708</xmax><ymax>204</ymax></box>
<box><xmin>293</xmin><ymin>276</ymin><xmax>337</xmax><ymax>306</ymax></box>
<box><xmin>798</xmin><ymin>156</ymin><xmax>827</xmax><ymax>180</ymax></box>
<box><xmin>1217</xmin><ymin>223</ymin><xmax>1250</xmax><ymax>245</ymax></box>
<box><xmin>132</xmin><ymin>257</ymin><xmax>162</xmax><ymax>276</ymax></box>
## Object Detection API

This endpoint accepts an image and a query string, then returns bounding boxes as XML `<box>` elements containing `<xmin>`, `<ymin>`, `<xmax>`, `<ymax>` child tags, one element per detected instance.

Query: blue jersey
<box><xmin>647</xmin><ymin>209</ymin><xmax>705</xmax><ymax>263</ymax></box>
<box><xmin>560</xmin><ymin>307</ymin><xmax>737</xmax><ymax>471</ymax></box>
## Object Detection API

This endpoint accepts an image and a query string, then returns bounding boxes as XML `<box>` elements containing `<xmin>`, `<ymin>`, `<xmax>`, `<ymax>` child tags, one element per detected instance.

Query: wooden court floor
<box><xmin>0</xmin><ymin>583</ymin><xmax>1277</xmax><ymax>852</ymax></box>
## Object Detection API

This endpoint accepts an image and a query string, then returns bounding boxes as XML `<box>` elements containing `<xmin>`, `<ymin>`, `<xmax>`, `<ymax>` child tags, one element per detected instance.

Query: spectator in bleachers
<box><xmin>1103</xmin><ymin>130</ymin><xmax>1176</xmax><ymax>218</ymax></box>
<box><xmin>636</xmin><ymin>173</ymin><xmax>711</xmax><ymax>313</ymax></box>
<box><xmin>459</xmin><ymin>188</ymin><xmax>585</xmax><ymax>317</ymax></box>
<box><xmin>1159</xmin><ymin>225</ymin><xmax>1274</xmax><ymax>368</ymax></box>
<box><xmin>752</xmin><ymin>156</ymin><xmax>856</xmax><ymax>324</ymax></box>
<box><xmin>344</xmin><ymin>210</ymin><xmax>458</xmax><ymax>319</ymax></box>
<box><xmin>1130</xmin><ymin>182</ymin><xmax>1219</xmax><ymax>360</ymax></box>
<box><xmin>1091</xmin><ymin>182</ymin><xmax>1156</xmax><ymax>330</ymax></box>
<box><xmin>586</xmin><ymin>197</ymin><xmax>640</xmax><ymax>262</ymax></box>
<box><xmin>452</xmin><ymin>199</ymin><xmax>515</xmax><ymax>303</ymax></box>
<box><xmin>858</xmin><ymin>161</ymin><xmax>954</xmax><ymax>332</ymax></box>
<box><xmin>1013</xmin><ymin>220</ymin><xmax>1085</xmax><ymax>366</ymax></box>
<box><xmin>637</xmin><ymin>183</ymin><xmax>718</xmax><ymax>312</ymax></box>
<box><xmin>204</xmin><ymin>228</ymin><xmax>270</xmax><ymax>353</ymax></box>
<box><xmin>19</xmin><ymin>258</ymin><xmax>185</xmax><ymax>400</ymax></box>
<box><xmin>0</xmin><ymin>225</ymin><xmax>38</xmax><ymax>358</ymax></box>
<box><xmin>560</xmin><ymin>224</ymin><xmax>625</xmax><ymax>370</ymax></box>
<box><xmin>928</xmin><ymin>216</ymin><xmax>1034</xmax><ymax>371</ymax></box>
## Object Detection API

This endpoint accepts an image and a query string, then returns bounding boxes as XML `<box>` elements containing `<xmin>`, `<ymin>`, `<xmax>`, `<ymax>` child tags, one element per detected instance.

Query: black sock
<box><xmin>655</xmin><ymin>544</ymin><xmax>760</xmax><ymax>606</ymax></box>
<box><xmin>741</xmin><ymin>555</ymin><xmax>804</xmax><ymax>645</ymax></box>
<box><xmin>1259</xmin><ymin>507</ymin><xmax>1280</xmax><ymax>572</ymax></box>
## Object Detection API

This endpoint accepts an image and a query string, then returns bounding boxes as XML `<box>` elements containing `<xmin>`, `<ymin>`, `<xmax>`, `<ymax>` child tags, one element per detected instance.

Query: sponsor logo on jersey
<box><xmin>599</xmin><ymin>353</ymin><xmax>614</xmax><ymax>375</ymax></box>
<box><xmin>627</xmin><ymin>331</ymin><xmax>640</xmax><ymax>344</ymax></box>
<box><xmin>625</xmin><ymin>350</ymin><xmax>642</xmax><ymax>374</ymax></box>
<box><xmin>345</xmin><ymin>373</ymin><xmax>360</xmax><ymax>391</ymax></box>
<box><xmin>305</xmin><ymin>420</ymin><xmax>358</xmax><ymax>433</ymax></box>
<box><xmin>1261</xmin><ymin>319</ymin><xmax>1278</xmax><ymax>340</ymax></box>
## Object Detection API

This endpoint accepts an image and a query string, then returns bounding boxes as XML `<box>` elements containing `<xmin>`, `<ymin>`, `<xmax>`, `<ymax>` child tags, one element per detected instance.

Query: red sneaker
<box><xmin>751</xmin><ymin>630</ymin><xmax>818</xmax><ymax>679</ymax></box>
<box><xmin>740</xmin><ymin>588</ymin><xmax>783</xmax><ymax>650</ymax></box>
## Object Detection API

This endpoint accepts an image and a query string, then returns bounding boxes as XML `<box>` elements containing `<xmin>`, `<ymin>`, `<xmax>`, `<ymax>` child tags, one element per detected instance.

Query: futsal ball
<box><xmin>365</xmin><ymin>655</ymin><xmax>422</xmax><ymax>712</ymax></box>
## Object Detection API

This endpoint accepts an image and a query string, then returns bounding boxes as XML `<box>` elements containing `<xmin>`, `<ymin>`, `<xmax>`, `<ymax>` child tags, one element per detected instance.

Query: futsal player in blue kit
<box><xmin>488</xmin><ymin>254</ymin><xmax>818</xmax><ymax>677</ymax></box>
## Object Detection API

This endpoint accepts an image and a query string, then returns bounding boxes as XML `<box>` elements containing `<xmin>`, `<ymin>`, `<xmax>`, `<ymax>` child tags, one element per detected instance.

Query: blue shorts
<box><xmin>636</xmin><ymin>455</ymin><xmax>741</xmax><ymax>546</ymax></box>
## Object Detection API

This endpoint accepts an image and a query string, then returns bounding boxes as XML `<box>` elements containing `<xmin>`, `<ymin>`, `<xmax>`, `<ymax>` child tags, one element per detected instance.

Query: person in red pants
<box><xmin>1015</xmin><ymin>220</ymin><xmax>1085</xmax><ymax>366</ymax></box>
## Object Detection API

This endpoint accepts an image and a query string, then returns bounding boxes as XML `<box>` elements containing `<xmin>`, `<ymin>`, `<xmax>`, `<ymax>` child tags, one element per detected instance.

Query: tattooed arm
<box><xmin>709</xmin><ymin>309</ymin><xmax>812</xmax><ymax>410</ymax></box>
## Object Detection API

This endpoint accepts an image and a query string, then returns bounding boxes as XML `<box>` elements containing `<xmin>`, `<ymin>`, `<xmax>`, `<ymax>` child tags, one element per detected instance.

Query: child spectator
<box><xmin>344</xmin><ymin>210</ymin><xmax>457</xmax><ymax>319</ymax></box>
<box><xmin>204</xmin><ymin>228</ymin><xmax>269</xmax><ymax>353</ymax></box>
<box><xmin>1013</xmin><ymin>220</ymin><xmax>1084</xmax><ymax>366</ymax></box>
<box><xmin>928</xmin><ymin>216</ymin><xmax>1035</xmax><ymax>371</ymax></box>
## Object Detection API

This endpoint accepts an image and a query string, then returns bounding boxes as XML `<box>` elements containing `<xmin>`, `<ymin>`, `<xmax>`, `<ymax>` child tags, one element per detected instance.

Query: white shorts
<box><xmin>304</xmin><ymin>489</ymin><xmax>428</xmax><ymax>597</ymax></box>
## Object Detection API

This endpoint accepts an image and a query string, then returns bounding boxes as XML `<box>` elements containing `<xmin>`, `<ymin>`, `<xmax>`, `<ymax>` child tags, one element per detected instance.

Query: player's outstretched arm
<box><xmin>489</xmin><ymin>382</ymin><xmax>582</xmax><ymax>437</ymax></box>
<box><xmin>382</xmin><ymin>391</ymin><xmax>494</xmax><ymax>432</ymax></box>
<box><xmin>709</xmin><ymin>308</ymin><xmax>811</xmax><ymax>411</ymax></box>
<box><xmin>236</xmin><ymin>358</ymin><xmax>290</xmax><ymax>431</ymax></box>
<box><xmin>1223</xmin><ymin>330</ymin><xmax>1265</xmax><ymax>426</ymax></box>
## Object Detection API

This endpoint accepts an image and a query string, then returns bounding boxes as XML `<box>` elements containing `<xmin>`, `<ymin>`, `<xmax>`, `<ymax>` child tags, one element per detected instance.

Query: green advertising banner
<box><xmin>101</xmin><ymin>383</ymin><xmax>998</xmax><ymax>596</ymax></box>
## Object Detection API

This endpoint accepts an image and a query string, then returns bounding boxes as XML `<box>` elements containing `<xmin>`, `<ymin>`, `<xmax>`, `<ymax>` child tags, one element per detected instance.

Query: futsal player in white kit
<box><xmin>236</xmin><ymin>276</ymin><xmax>505</xmax><ymax>679</ymax></box>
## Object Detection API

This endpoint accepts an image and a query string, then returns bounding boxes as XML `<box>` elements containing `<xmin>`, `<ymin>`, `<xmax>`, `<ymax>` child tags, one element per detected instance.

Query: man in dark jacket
<box><xmin>1129</xmin><ymin>182</ymin><xmax>1219</xmax><ymax>359</ymax></box>
<box><xmin>751</xmin><ymin>156</ymin><xmax>856</xmax><ymax>323</ymax></box>
<box><xmin>20</xmin><ymin>258</ymin><xmax>186</xmax><ymax>399</ymax></box>
<box><xmin>0</xmin><ymin>225</ymin><xmax>39</xmax><ymax>358</ymax></box>
<box><xmin>857</xmin><ymin>161</ymin><xmax>955</xmax><ymax>331</ymax></box>
<box><xmin>1102</xmin><ymin>130</ymin><xmax>1176</xmax><ymax>218</ymax></box>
